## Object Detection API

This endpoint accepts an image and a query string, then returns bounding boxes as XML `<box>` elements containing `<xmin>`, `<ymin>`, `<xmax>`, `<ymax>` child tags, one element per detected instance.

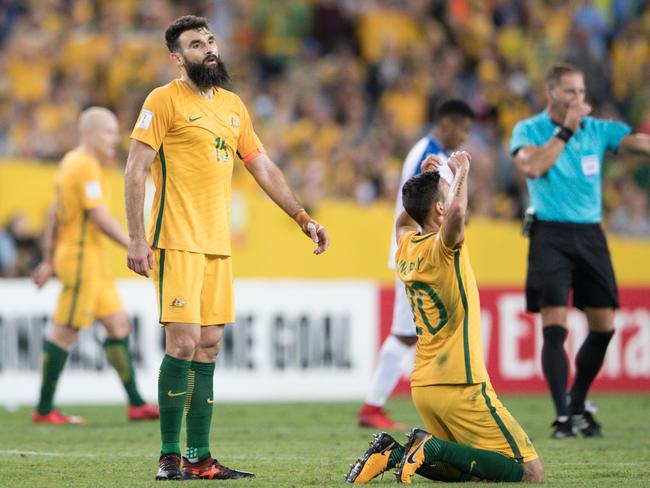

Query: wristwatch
<box><xmin>553</xmin><ymin>125</ymin><xmax>574</xmax><ymax>143</ymax></box>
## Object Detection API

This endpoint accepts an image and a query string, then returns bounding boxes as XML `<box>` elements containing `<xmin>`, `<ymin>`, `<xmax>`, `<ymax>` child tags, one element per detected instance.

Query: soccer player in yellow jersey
<box><xmin>31</xmin><ymin>107</ymin><xmax>159</xmax><ymax>424</ymax></box>
<box><xmin>346</xmin><ymin>151</ymin><xmax>543</xmax><ymax>484</ymax></box>
<box><xmin>124</xmin><ymin>16</ymin><xmax>329</xmax><ymax>481</ymax></box>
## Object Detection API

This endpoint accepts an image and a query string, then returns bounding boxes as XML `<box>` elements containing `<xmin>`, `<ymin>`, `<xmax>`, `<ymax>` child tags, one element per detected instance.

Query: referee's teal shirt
<box><xmin>509</xmin><ymin>111</ymin><xmax>631</xmax><ymax>223</ymax></box>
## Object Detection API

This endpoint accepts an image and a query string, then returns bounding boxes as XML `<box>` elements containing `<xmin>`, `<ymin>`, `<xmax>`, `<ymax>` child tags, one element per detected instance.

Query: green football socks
<box><xmin>184</xmin><ymin>361</ymin><xmax>216</xmax><ymax>463</ymax></box>
<box><xmin>387</xmin><ymin>443</ymin><xmax>405</xmax><ymax>470</ymax></box>
<box><xmin>158</xmin><ymin>354</ymin><xmax>191</xmax><ymax>456</ymax></box>
<box><xmin>104</xmin><ymin>337</ymin><xmax>145</xmax><ymax>406</ymax></box>
<box><xmin>36</xmin><ymin>341</ymin><xmax>69</xmax><ymax>415</ymax></box>
<box><xmin>423</xmin><ymin>436</ymin><xmax>524</xmax><ymax>482</ymax></box>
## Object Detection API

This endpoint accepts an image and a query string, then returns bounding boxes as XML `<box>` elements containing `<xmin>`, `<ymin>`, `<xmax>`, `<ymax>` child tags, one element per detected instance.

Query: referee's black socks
<box><xmin>569</xmin><ymin>329</ymin><xmax>615</xmax><ymax>414</ymax></box>
<box><xmin>542</xmin><ymin>325</ymin><xmax>569</xmax><ymax>419</ymax></box>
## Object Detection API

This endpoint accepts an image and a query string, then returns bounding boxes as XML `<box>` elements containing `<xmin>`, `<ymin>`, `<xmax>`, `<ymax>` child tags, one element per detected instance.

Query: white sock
<box><xmin>364</xmin><ymin>335</ymin><xmax>413</xmax><ymax>407</ymax></box>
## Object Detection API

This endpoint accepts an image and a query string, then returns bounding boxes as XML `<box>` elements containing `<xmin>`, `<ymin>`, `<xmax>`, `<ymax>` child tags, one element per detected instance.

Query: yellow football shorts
<box><xmin>53</xmin><ymin>246</ymin><xmax>123</xmax><ymax>329</ymax></box>
<box><xmin>153</xmin><ymin>249</ymin><xmax>234</xmax><ymax>326</ymax></box>
<box><xmin>411</xmin><ymin>382</ymin><xmax>538</xmax><ymax>463</ymax></box>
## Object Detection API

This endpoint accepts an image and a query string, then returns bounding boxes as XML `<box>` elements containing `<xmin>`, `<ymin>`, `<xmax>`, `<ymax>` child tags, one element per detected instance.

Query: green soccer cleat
<box><xmin>345</xmin><ymin>432</ymin><xmax>398</xmax><ymax>484</ymax></box>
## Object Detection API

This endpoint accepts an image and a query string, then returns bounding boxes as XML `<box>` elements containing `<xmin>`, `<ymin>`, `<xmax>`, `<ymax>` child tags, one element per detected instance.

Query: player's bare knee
<box><xmin>540</xmin><ymin>306</ymin><xmax>567</xmax><ymax>327</ymax></box>
<box><xmin>585</xmin><ymin>307</ymin><xmax>615</xmax><ymax>332</ymax></box>
<box><xmin>166</xmin><ymin>335</ymin><xmax>198</xmax><ymax>360</ymax></box>
<box><xmin>101</xmin><ymin>312</ymin><xmax>131</xmax><ymax>339</ymax></box>
<box><xmin>50</xmin><ymin>323</ymin><xmax>79</xmax><ymax>350</ymax></box>
<box><xmin>522</xmin><ymin>459</ymin><xmax>544</xmax><ymax>482</ymax></box>
<box><xmin>196</xmin><ymin>336</ymin><xmax>221</xmax><ymax>361</ymax></box>
<box><xmin>194</xmin><ymin>325</ymin><xmax>224</xmax><ymax>361</ymax></box>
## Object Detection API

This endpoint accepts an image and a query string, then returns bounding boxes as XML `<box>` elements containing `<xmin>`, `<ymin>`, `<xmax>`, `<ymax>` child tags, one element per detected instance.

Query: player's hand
<box><xmin>447</xmin><ymin>150</ymin><xmax>471</xmax><ymax>175</ymax></box>
<box><xmin>32</xmin><ymin>260</ymin><xmax>54</xmax><ymax>288</ymax></box>
<box><xmin>421</xmin><ymin>154</ymin><xmax>444</xmax><ymax>173</ymax></box>
<box><xmin>293</xmin><ymin>209</ymin><xmax>330</xmax><ymax>255</ymax></box>
<box><xmin>563</xmin><ymin>99</ymin><xmax>592</xmax><ymax>131</ymax></box>
<box><xmin>310</xmin><ymin>223</ymin><xmax>329</xmax><ymax>255</ymax></box>
<box><xmin>127</xmin><ymin>238</ymin><xmax>154</xmax><ymax>277</ymax></box>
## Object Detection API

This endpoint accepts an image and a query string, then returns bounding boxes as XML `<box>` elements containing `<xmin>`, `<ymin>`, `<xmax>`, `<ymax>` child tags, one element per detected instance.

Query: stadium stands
<box><xmin>0</xmin><ymin>0</ymin><xmax>649</xmax><ymax>277</ymax></box>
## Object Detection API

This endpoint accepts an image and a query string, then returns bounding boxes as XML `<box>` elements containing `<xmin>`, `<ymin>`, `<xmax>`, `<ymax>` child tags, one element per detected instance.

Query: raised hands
<box><xmin>447</xmin><ymin>150</ymin><xmax>471</xmax><ymax>175</ymax></box>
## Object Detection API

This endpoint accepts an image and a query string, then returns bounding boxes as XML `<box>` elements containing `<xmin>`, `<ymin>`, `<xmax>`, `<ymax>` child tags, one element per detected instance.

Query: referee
<box><xmin>509</xmin><ymin>62</ymin><xmax>650</xmax><ymax>439</ymax></box>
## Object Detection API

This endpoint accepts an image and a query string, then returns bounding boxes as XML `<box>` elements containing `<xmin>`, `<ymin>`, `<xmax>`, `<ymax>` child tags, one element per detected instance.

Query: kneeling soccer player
<box><xmin>346</xmin><ymin>152</ymin><xmax>543</xmax><ymax>483</ymax></box>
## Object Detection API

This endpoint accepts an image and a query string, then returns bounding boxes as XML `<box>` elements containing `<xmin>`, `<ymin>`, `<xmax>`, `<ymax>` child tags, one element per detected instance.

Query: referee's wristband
<box><xmin>553</xmin><ymin>125</ymin><xmax>574</xmax><ymax>143</ymax></box>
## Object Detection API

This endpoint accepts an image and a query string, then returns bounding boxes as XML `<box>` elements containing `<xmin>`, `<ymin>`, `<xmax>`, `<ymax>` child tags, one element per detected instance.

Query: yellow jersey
<box><xmin>131</xmin><ymin>79</ymin><xmax>264</xmax><ymax>255</ymax></box>
<box><xmin>55</xmin><ymin>149</ymin><xmax>108</xmax><ymax>252</ymax></box>
<box><xmin>395</xmin><ymin>230</ymin><xmax>489</xmax><ymax>386</ymax></box>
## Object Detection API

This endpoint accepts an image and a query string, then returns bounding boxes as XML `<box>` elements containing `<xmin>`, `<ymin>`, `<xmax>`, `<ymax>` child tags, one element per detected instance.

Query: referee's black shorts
<box><xmin>525</xmin><ymin>221</ymin><xmax>619</xmax><ymax>312</ymax></box>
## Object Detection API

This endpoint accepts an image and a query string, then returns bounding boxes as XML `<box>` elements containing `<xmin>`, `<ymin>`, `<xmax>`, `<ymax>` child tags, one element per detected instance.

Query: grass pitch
<box><xmin>1</xmin><ymin>395</ymin><xmax>649</xmax><ymax>487</ymax></box>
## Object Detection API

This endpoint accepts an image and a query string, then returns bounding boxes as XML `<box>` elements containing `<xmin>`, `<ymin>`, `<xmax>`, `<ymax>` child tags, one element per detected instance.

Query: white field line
<box><xmin>2</xmin><ymin>451</ymin><xmax>650</xmax><ymax>465</ymax></box>
<box><xmin>0</xmin><ymin>449</ymin><xmax>308</xmax><ymax>461</ymax></box>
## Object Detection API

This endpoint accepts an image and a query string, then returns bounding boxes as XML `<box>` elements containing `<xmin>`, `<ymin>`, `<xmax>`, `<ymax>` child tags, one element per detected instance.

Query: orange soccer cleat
<box><xmin>182</xmin><ymin>456</ymin><xmax>255</xmax><ymax>480</ymax></box>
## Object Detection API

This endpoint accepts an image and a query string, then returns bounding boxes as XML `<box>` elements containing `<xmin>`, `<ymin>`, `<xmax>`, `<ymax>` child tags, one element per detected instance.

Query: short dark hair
<box><xmin>434</xmin><ymin>99</ymin><xmax>475</xmax><ymax>123</ymax></box>
<box><xmin>545</xmin><ymin>62</ymin><xmax>583</xmax><ymax>87</ymax></box>
<box><xmin>402</xmin><ymin>171</ymin><xmax>445</xmax><ymax>226</ymax></box>
<box><xmin>165</xmin><ymin>15</ymin><xmax>210</xmax><ymax>52</ymax></box>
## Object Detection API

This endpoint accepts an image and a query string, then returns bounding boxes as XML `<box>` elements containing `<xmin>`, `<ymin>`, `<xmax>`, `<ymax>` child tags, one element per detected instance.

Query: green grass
<box><xmin>1</xmin><ymin>395</ymin><xmax>649</xmax><ymax>487</ymax></box>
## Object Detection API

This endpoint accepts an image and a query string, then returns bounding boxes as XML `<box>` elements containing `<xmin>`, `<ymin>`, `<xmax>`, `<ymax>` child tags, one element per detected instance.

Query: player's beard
<box><xmin>184</xmin><ymin>55</ymin><xmax>230</xmax><ymax>90</ymax></box>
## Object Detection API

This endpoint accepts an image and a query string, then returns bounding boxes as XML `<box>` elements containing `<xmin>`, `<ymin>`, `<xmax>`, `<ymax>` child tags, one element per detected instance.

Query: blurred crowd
<box><xmin>0</xmin><ymin>0</ymin><xmax>649</xmax><ymax>273</ymax></box>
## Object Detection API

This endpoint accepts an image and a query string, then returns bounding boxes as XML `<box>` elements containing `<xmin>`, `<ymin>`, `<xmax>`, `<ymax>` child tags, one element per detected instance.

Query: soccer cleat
<box><xmin>345</xmin><ymin>432</ymin><xmax>398</xmax><ymax>484</ymax></box>
<box><xmin>32</xmin><ymin>410</ymin><xmax>86</xmax><ymax>425</ymax></box>
<box><xmin>550</xmin><ymin>418</ymin><xmax>576</xmax><ymax>439</ymax></box>
<box><xmin>357</xmin><ymin>405</ymin><xmax>406</xmax><ymax>430</ymax></box>
<box><xmin>395</xmin><ymin>428</ymin><xmax>432</xmax><ymax>484</ymax></box>
<box><xmin>572</xmin><ymin>410</ymin><xmax>602</xmax><ymax>437</ymax></box>
<box><xmin>156</xmin><ymin>453</ymin><xmax>182</xmax><ymax>480</ymax></box>
<box><xmin>128</xmin><ymin>403</ymin><xmax>160</xmax><ymax>421</ymax></box>
<box><xmin>182</xmin><ymin>456</ymin><xmax>255</xmax><ymax>480</ymax></box>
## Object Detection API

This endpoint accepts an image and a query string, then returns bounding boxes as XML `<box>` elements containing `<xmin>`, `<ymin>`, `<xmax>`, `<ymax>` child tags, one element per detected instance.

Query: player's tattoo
<box><xmin>454</xmin><ymin>168</ymin><xmax>467</xmax><ymax>196</ymax></box>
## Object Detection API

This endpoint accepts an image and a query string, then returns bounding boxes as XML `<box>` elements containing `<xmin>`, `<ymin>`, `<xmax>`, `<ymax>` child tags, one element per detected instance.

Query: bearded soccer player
<box><xmin>124</xmin><ymin>15</ymin><xmax>329</xmax><ymax>481</ymax></box>
<box><xmin>32</xmin><ymin>107</ymin><xmax>158</xmax><ymax>424</ymax></box>
<box><xmin>346</xmin><ymin>152</ymin><xmax>543</xmax><ymax>484</ymax></box>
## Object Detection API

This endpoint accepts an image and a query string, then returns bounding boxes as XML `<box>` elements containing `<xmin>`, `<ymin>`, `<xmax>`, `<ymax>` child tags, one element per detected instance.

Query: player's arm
<box><xmin>395</xmin><ymin>210</ymin><xmax>418</xmax><ymax>244</ymax></box>
<box><xmin>245</xmin><ymin>153</ymin><xmax>329</xmax><ymax>255</ymax></box>
<box><xmin>124</xmin><ymin>139</ymin><xmax>157</xmax><ymax>276</ymax></box>
<box><xmin>513</xmin><ymin>140</ymin><xmax>566</xmax><ymax>179</ymax></box>
<box><xmin>395</xmin><ymin>154</ymin><xmax>442</xmax><ymax>243</ymax></box>
<box><xmin>441</xmin><ymin>151</ymin><xmax>471</xmax><ymax>249</ymax></box>
<box><xmin>87</xmin><ymin>206</ymin><xmax>129</xmax><ymax>248</ymax></box>
<box><xmin>617</xmin><ymin>133</ymin><xmax>650</xmax><ymax>156</ymax></box>
<box><xmin>32</xmin><ymin>203</ymin><xmax>58</xmax><ymax>288</ymax></box>
<box><xmin>514</xmin><ymin>100</ymin><xmax>591</xmax><ymax>178</ymax></box>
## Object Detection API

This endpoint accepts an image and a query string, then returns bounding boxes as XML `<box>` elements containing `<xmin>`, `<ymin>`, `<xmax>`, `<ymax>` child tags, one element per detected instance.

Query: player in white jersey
<box><xmin>358</xmin><ymin>99</ymin><xmax>475</xmax><ymax>429</ymax></box>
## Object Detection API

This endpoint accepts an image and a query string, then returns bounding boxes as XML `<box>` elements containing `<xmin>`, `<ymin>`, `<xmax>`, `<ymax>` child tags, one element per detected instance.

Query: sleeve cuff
<box><xmin>130</xmin><ymin>134</ymin><xmax>159</xmax><ymax>151</ymax></box>
<box><xmin>241</xmin><ymin>147</ymin><xmax>266</xmax><ymax>164</ymax></box>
